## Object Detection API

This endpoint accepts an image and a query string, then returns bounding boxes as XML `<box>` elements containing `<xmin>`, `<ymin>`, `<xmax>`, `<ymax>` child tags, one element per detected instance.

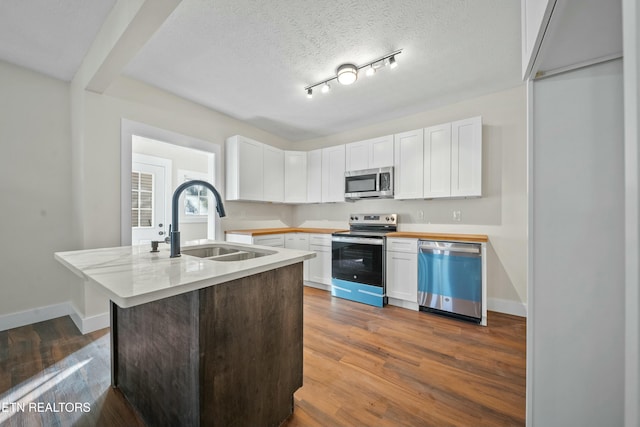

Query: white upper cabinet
<box><xmin>226</xmin><ymin>135</ymin><xmax>284</xmax><ymax>202</ymax></box>
<box><xmin>394</xmin><ymin>129</ymin><xmax>424</xmax><ymax>200</ymax></box>
<box><xmin>345</xmin><ymin>135</ymin><xmax>394</xmax><ymax>171</ymax></box>
<box><xmin>451</xmin><ymin>116</ymin><xmax>482</xmax><ymax>197</ymax></box>
<box><xmin>345</xmin><ymin>141</ymin><xmax>369</xmax><ymax>171</ymax></box>
<box><xmin>306</xmin><ymin>149</ymin><xmax>322</xmax><ymax>203</ymax></box>
<box><xmin>284</xmin><ymin>151</ymin><xmax>307</xmax><ymax>203</ymax></box>
<box><xmin>225</xmin><ymin>135</ymin><xmax>264</xmax><ymax>201</ymax></box>
<box><xmin>321</xmin><ymin>145</ymin><xmax>345</xmax><ymax>203</ymax></box>
<box><xmin>423</xmin><ymin>123</ymin><xmax>452</xmax><ymax>198</ymax></box>
<box><xmin>263</xmin><ymin>145</ymin><xmax>284</xmax><ymax>202</ymax></box>
<box><xmin>369</xmin><ymin>135</ymin><xmax>394</xmax><ymax>168</ymax></box>
<box><xmin>227</xmin><ymin>117</ymin><xmax>480</xmax><ymax>205</ymax></box>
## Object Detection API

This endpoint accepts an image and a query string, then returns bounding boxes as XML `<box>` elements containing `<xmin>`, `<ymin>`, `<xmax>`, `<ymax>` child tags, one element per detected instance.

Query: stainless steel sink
<box><xmin>211</xmin><ymin>251</ymin><xmax>270</xmax><ymax>262</ymax></box>
<box><xmin>181</xmin><ymin>243</ymin><xmax>276</xmax><ymax>262</ymax></box>
<box><xmin>181</xmin><ymin>246</ymin><xmax>240</xmax><ymax>258</ymax></box>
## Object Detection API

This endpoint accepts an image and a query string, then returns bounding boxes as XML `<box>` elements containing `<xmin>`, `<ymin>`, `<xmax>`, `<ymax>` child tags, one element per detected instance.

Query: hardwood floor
<box><xmin>0</xmin><ymin>287</ymin><xmax>525</xmax><ymax>426</ymax></box>
<box><xmin>0</xmin><ymin>314</ymin><xmax>144</xmax><ymax>427</ymax></box>
<box><xmin>285</xmin><ymin>288</ymin><xmax>526</xmax><ymax>426</ymax></box>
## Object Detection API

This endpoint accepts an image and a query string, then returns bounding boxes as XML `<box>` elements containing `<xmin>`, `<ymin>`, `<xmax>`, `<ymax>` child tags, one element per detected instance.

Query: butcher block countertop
<box><xmin>225</xmin><ymin>227</ymin><xmax>347</xmax><ymax>236</ymax></box>
<box><xmin>386</xmin><ymin>232</ymin><xmax>489</xmax><ymax>243</ymax></box>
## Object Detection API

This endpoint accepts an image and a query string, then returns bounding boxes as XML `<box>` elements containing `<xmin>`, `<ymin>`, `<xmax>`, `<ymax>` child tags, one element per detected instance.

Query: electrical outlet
<box><xmin>453</xmin><ymin>210</ymin><xmax>461</xmax><ymax>222</ymax></box>
<box><xmin>417</xmin><ymin>210</ymin><xmax>424</xmax><ymax>221</ymax></box>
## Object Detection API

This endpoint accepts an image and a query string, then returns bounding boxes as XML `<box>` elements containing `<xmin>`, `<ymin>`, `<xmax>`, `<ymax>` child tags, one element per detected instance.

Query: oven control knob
<box><xmin>355</xmin><ymin>216</ymin><xmax>359</xmax><ymax>220</ymax></box>
<box><xmin>386</xmin><ymin>216</ymin><xmax>390</xmax><ymax>221</ymax></box>
<box><xmin>350</xmin><ymin>216</ymin><xmax>354</xmax><ymax>220</ymax></box>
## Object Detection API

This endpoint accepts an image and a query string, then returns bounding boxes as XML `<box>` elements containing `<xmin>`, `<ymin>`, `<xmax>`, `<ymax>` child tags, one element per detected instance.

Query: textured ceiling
<box><xmin>0</xmin><ymin>0</ymin><xmax>522</xmax><ymax>142</ymax></box>
<box><xmin>124</xmin><ymin>0</ymin><xmax>523</xmax><ymax>141</ymax></box>
<box><xmin>0</xmin><ymin>0</ymin><xmax>116</xmax><ymax>81</ymax></box>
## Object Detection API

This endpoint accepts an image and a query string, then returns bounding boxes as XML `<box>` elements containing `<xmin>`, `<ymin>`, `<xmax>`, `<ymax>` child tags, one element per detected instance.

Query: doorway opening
<box><xmin>121</xmin><ymin>119</ymin><xmax>222</xmax><ymax>246</ymax></box>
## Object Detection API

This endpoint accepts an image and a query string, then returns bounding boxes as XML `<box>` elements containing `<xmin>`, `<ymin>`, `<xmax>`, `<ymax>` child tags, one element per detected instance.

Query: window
<box><xmin>184</xmin><ymin>184</ymin><xmax>209</xmax><ymax>216</ymax></box>
<box><xmin>178</xmin><ymin>169</ymin><xmax>211</xmax><ymax>223</ymax></box>
<box><xmin>131</xmin><ymin>171</ymin><xmax>154</xmax><ymax>228</ymax></box>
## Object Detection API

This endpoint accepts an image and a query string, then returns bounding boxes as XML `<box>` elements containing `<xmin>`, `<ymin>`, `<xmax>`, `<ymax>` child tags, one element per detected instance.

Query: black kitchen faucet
<box><xmin>169</xmin><ymin>180</ymin><xmax>226</xmax><ymax>258</ymax></box>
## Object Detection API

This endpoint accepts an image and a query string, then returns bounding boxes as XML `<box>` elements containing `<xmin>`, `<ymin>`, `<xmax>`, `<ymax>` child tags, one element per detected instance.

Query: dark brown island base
<box><xmin>110</xmin><ymin>263</ymin><xmax>303</xmax><ymax>426</ymax></box>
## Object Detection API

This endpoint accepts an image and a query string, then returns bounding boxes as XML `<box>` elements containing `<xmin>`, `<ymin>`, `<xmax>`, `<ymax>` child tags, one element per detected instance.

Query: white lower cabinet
<box><xmin>308</xmin><ymin>245</ymin><xmax>331</xmax><ymax>286</ymax></box>
<box><xmin>386</xmin><ymin>238</ymin><xmax>418</xmax><ymax>310</ymax></box>
<box><xmin>228</xmin><ymin>232</ymin><xmax>330</xmax><ymax>286</ymax></box>
<box><xmin>284</xmin><ymin>233</ymin><xmax>309</xmax><ymax>281</ymax></box>
<box><xmin>307</xmin><ymin>233</ymin><xmax>332</xmax><ymax>288</ymax></box>
<box><xmin>225</xmin><ymin>233</ymin><xmax>285</xmax><ymax>247</ymax></box>
<box><xmin>251</xmin><ymin>234</ymin><xmax>285</xmax><ymax>247</ymax></box>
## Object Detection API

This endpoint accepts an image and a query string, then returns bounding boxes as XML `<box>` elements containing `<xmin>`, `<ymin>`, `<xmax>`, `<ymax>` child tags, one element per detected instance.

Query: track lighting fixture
<box><xmin>304</xmin><ymin>49</ymin><xmax>402</xmax><ymax>98</ymax></box>
<box><xmin>389</xmin><ymin>55</ymin><xmax>397</xmax><ymax>69</ymax></box>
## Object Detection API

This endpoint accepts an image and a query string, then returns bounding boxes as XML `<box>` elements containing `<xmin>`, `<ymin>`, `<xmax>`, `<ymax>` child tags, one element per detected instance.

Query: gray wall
<box><xmin>530</xmin><ymin>59</ymin><xmax>624</xmax><ymax>426</ymax></box>
<box><xmin>0</xmin><ymin>60</ymin><xmax>75</xmax><ymax>317</ymax></box>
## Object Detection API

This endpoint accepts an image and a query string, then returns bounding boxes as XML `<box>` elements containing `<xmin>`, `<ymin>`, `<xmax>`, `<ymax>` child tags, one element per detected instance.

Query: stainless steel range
<box><xmin>331</xmin><ymin>214</ymin><xmax>397</xmax><ymax>307</ymax></box>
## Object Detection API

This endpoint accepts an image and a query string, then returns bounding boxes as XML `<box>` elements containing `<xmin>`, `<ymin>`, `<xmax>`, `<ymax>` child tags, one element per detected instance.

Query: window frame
<box><xmin>177</xmin><ymin>169</ymin><xmax>211</xmax><ymax>224</ymax></box>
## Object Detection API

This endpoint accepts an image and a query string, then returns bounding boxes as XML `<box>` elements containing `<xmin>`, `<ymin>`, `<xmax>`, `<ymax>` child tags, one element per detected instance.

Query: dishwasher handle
<box><xmin>419</xmin><ymin>241</ymin><xmax>481</xmax><ymax>254</ymax></box>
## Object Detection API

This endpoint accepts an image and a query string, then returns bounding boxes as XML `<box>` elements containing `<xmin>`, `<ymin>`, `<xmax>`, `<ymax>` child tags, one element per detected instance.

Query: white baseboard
<box><xmin>303</xmin><ymin>281</ymin><xmax>330</xmax><ymax>291</ymax></box>
<box><xmin>302</xmin><ymin>285</ymin><xmax>527</xmax><ymax>318</ymax></box>
<box><xmin>0</xmin><ymin>302</ymin><xmax>73</xmax><ymax>332</ymax></box>
<box><xmin>69</xmin><ymin>306</ymin><xmax>110</xmax><ymax>335</ymax></box>
<box><xmin>0</xmin><ymin>302</ymin><xmax>109</xmax><ymax>334</ymax></box>
<box><xmin>387</xmin><ymin>297</ymin><xmax>419</xmax><ymax>311</ymax></box>
<box><xmin>488</xmin><ymin>297</ymin><xmax>527</xmax><ymax>317</ymax></box>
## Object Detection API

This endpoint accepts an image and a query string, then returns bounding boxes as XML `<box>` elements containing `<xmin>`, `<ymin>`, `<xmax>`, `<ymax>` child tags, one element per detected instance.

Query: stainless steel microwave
<box><xmin>344</xmin><ymin>167</ymin><xmax>394</xmax><ymax>200</ymax></box>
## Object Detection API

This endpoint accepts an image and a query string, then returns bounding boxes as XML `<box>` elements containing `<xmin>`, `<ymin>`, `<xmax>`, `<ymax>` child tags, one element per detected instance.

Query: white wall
<box><xmin>0</xmin><ymin>61</ymin><xmax>75</xmax><ymax>323</ymax></box>
<box><xmin>132</xmin><ymin>136</ymin><xmax>211</xmax><ymax>242</ymax></box>
<box><xmin>529</xmin><ymin>59</ymin><xmax>624</xmax><ymax>426</ymax></box>
<box><xmin>294</xmin><ymin>86</ymin><xmax>528</xmax><ymax>312</ymax></box>
<box><xmin>623</xmin><ymin>1</ymin><xmax>640</xmax><ymax>424</ymax></box>
<box><xmin>70</xmin><ymin>75</ymin><xmax>294</xmax><ymax>319</ymax></box>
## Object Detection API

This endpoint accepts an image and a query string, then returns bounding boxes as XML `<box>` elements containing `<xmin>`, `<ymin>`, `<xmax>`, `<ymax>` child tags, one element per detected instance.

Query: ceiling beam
<box><xmin>78</xmin><ymin>0</ymin><xmax>181</xmax><ymax>93</ymax></box>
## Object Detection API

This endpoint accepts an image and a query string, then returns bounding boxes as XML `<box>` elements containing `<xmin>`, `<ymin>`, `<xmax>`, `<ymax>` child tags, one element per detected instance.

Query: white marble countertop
<box><xmin>55</xmin><ymin>240</ymin><xmax>315</xmax><ymax>308</ymax></box>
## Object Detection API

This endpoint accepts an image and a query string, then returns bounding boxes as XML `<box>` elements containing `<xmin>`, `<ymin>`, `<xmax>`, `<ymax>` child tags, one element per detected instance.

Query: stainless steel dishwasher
<box><xmin>418</xmin><ymin>240</ymin><xmax>482</xmax><ymax>323</ymax></box>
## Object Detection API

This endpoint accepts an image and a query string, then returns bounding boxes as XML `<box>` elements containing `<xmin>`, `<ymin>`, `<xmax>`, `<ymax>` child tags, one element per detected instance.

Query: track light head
<box><xmin>389</xmin><ymin>55</ymin><xmax>398</xmax><ymax>69</ymax></box>
<box><xmin>337</xmin><ymin>64</ymin><xmax>358</xmax><ymax>85</ymax></box>
<box><xmin>306</xmin><ymin>88</ymin><xmax>313</xmax><ymax>98</ymax></box>
<box><xmin>366</xmin><ymin>65</ymin><xmax>376</xmax><ymax>77</ymax></box>
<box><xmin>321</xmin><ymin>82</ymin><xmax>331</xmax><ymax>93</ymax></box>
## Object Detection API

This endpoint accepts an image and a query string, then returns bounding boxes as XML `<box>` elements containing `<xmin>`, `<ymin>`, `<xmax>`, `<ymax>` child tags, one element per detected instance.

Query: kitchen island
<box><xmin>55</xmin><ymin>240</ymin><xmax>315</xmax><ymax>427</ymax></box>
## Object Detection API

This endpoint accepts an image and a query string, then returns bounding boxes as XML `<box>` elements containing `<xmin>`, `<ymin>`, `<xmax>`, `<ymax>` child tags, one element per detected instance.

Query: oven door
<box><xmin>331</xmin><ymin>236</ymin><xmax>385</xmax><ymax>287</ymax></box>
